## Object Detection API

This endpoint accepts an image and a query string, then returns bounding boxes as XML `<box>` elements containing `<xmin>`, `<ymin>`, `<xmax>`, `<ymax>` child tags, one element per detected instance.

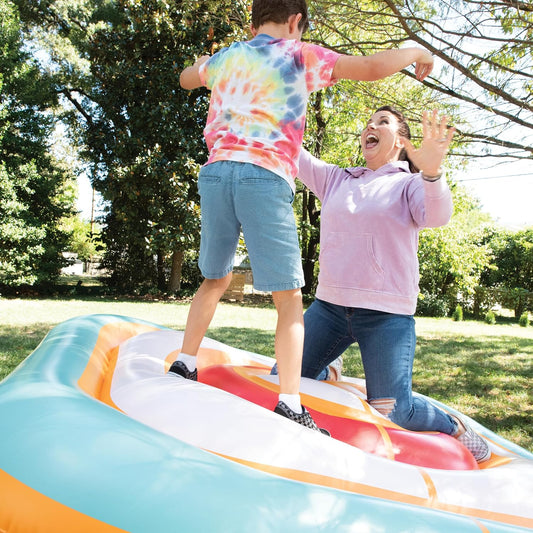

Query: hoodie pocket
<box><xmin>320</xmin><ymin>232</ymin><xmax>385</xmax><ymax>291</ymax></box>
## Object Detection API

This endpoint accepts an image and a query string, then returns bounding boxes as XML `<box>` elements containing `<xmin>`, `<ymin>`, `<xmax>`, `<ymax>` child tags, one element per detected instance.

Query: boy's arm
<box><xmin>180</xmin><ymin>55</ymin><xmax>210</xmax><ymax>90</ymax></box>
<box><xmin>332</xmin><ymin>47</ymin><xmax>433</xmax><ymax>82</ymax></box>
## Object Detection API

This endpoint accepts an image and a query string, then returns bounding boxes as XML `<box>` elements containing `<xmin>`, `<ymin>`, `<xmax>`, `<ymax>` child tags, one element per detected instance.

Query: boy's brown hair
<box><xmin>251</xmin><ymin>0</ymin><xmax>310</xmax><ymax>33</ymax></box>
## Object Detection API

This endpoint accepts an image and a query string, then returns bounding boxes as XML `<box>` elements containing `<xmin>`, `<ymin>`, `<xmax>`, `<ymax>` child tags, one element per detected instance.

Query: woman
<box><xmin>298</xmin><ymin>107</ymin><xmax>490</xmax><ymax>462</ymax></box>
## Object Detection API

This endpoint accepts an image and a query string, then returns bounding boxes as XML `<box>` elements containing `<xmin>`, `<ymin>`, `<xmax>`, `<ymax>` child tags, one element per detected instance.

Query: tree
<box><xmin>417</xmin><ymin>184</ymin><xmax>493</xmax><ymax>316</ymax></box>
<box><xmin>481</xmin><ymin>228</ymin><xmax>533</xmax><ymax>317</ymax></box>
<box><xmin>308</xmin><ymin>0</ymin><xmax>533</xmax><ymax>162</ymax></box>
<box><xmin>0</xmin><ymin>0</ymin><xmax>75</xmax><ymax>289</ymax></box>
<box><xmin>17</xmin><ymin>0</ymin><xmax>248</xmax><ymax>292</ymax></box>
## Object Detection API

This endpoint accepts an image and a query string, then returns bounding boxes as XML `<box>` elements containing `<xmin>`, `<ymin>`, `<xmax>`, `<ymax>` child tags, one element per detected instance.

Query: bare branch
<box><xmin>382</xmin><ymin>0</ymin><xmax>533</xmax><ymax>114</ymax></box>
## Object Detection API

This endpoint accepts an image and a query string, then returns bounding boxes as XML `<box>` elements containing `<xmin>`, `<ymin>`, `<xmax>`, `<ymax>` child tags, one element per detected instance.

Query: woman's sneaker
<box><xmin>274</xmin><ymin>401</ymin><xmax>330</xmax><ymax>436</ymax></box>
<box><xmin>328</xmin><ymin>356</ymin><xmax>343</xmax><ymax>381</ymax></box>
<box><xmin>168</xmin><ymin>360</ymin><xmax>198</xmax><ymax>381</ymax></box>
<box><xmin>453</xmin><ymin>415</ymin><xmax>491</xmax><ymax>463</ymax></box>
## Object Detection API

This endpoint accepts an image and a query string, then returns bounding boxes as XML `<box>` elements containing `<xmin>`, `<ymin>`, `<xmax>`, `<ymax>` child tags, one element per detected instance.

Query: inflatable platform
<box><xmin>0</xmin><ymin>314</ymin><xmax>531</xmax><ymax>532</ymax></box>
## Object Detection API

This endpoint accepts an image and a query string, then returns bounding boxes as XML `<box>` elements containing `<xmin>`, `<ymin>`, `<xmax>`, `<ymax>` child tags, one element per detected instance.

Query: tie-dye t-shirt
<box><xmin>198</xmin><ymin>34</ymin><xmax>340</xmax><ymax>189</ymax></box>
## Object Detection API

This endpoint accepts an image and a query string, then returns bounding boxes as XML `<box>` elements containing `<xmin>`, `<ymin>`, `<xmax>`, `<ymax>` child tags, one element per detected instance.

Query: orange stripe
<box><xmin>78</xmin><ymin>322</ymin><xmax>159</xmax><ymax>406</ymax></box>
<box><xmin>209</xmin><ymin>451</ymin><xmax>533</xmax><ymax>529</ymax></box>
<box><xmin>0</xmin><ymin>469</ymin><xmax>127</xmax><ymax>533</ymax></box>
<box><xmin>234</xmin><ymin>367</ymin><xmax>402</xmax><ymax>429</ymax></box>
<box><xmin>473</xmin><ymin>519</ymin><xmax>491</xmax><ymax>533</ymax></box>
<box><xmin>417</xmin><ymin>468</ymin><xmax>438</xmax><ymax>505</ymax></box>
<box><xmin>164</xmin><ymin>347</ymin><xmax>272</xmax><ymax>371</ymax></box>
<box><xmin>328</xmin><ymin>380</ymin><xmax>368</xmax><ymax>395</ymax></box>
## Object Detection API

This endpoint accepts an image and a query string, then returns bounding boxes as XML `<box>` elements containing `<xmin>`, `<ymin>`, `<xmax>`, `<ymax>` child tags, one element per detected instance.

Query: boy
<box><xmin>171</xmin><ymin>0</ymin><xmax>433</xmax><ymax>432</ymax></box>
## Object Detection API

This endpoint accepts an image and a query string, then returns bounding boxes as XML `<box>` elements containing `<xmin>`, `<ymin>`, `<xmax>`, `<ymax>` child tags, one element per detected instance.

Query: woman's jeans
<box><xmin>300</xmin><ymin>299</ymin><xmax>457</xmax><ymax>435</ymax></box>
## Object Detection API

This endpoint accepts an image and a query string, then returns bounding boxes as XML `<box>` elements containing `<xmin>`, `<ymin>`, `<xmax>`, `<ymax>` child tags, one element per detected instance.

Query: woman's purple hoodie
<box><xmin>298</xmin><ymin>149</ymin><xmax>453</xmax><ymax>315</ymax></box>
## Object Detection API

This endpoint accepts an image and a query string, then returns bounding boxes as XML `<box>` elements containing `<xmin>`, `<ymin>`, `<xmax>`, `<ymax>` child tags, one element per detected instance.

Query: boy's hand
<box><xmin>414</xmin><ymin>50</ymin><xmax>434</xmax><ymax>81</ymax></box>
<box><xmin>180</xmin><ymin>55</ymin><xmax>210</xmax><ymax>90</ymax></box>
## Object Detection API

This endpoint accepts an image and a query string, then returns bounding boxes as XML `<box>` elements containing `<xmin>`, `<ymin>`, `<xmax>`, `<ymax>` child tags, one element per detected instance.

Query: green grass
<box><xmin>1</xmin><ymin>296</ymin><xmax>531</xmax><ymax>452</ymax></box>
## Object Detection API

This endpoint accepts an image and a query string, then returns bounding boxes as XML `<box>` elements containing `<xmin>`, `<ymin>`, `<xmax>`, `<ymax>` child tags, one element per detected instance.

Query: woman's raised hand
<box><xmin>401</xmin><ymin>110</ymin><xmax>455</xmax><ymax>177</ymax></box>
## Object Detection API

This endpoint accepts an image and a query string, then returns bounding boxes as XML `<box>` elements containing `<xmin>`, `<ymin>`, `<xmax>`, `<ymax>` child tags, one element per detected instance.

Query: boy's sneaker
<box><xmin>453</xmin><ymin>416</ymin><xmax>491</xmax><ymax>463</ymax></box>
<box><xmin>168</xmin><ymin>360</ymin><xmax>198</xmax><ymax>381</ymax></box>
<box><xmin>274</xmin><ymin>401</ymin><xmax>330</xmax><ymax>436</ymax></box>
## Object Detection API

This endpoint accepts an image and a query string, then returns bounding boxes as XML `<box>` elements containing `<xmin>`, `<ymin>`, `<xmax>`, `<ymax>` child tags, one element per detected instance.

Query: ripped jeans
<box><xmin>300</xmin><ymin>299</ymin><xmax>457</xmax><ymax>435</ymax></box>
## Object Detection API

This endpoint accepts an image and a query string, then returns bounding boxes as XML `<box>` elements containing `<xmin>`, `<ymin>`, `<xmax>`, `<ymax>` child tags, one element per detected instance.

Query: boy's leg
<box><xmin>182</xmin><ymin>273</ymin><xmax>233</xmax><ymax>356</ymax></box>
<box><xmin>272</xmin><ymin>288</ymin><xmax>304</xmax><ymax>396</ymax></box>
<box><xmin>271</xmin><ymin>288</ymin><xmax>329</xmax><ymax>434</ymax></box>
<box><xmin>170</xmin><ymin>161</ymin><xmax>239</xmax><ymax>380</ymax></box>
<box><xmin>234</xmin><ymin>164</ymin><xmax>327</xmax><ymax>433</ymax></box>
<box><xmin>169</xmin><ymin>273</ymin><xmax>232</xmax><ymax>380</ymax></box>
<box><xmin>168</xmin><ymin>274</ymin><xmax>232</xmax><ymax>380</ymax></box>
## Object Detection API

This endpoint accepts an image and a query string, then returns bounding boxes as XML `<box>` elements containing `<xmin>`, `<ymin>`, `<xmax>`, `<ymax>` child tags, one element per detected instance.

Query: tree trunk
<box><xmin>300</xmin><ymin>92</ymin><xmax>326</xmax><ymax>294</ymax></box>
<box><xmin>301</xmin><ymin>189</ymin><xmax>320</xmax><ymax>294</ymax></box>
<box><xmin>168</xmin><ymin>249</ymin><xmax>185</xmax><ymax>292</ymax></box>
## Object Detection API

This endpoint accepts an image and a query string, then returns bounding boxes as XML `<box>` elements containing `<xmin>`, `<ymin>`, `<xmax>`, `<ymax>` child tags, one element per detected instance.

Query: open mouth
<box><xmin>365</xmin><ymin>133</ymin><xmax>379</xmax><ymax>149</ymax></box>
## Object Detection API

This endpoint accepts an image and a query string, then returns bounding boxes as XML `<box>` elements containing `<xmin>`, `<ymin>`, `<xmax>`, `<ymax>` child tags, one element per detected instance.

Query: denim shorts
<box><xmin>197</xmin><ymin>161</ymin><xmax>304</xmax><ymax>292</ymax></box>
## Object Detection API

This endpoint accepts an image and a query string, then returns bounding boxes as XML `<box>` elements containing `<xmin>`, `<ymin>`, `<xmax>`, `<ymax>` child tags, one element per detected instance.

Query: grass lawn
<box><xmin>1</xmin><ymin>295</ymin><xmax>531</xmax><ymax>452</ymax></box>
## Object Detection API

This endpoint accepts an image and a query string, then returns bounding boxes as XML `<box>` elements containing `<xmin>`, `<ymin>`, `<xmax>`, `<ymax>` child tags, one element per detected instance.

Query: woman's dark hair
<box><xmin>374</xmin><ymin>105</ymin><xmax>419</xmax><ymax>173</ymax></box>
<box><xmin>251</xmin><ymin>0</ymin><xmax>310</xmax><ymax>33</ymax></box>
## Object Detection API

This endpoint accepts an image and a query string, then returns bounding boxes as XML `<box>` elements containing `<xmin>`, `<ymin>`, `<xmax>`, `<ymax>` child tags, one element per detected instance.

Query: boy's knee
<box><xmin>204</xmin><ymin>272</ymin><xmax>233</xmax><ymax>292</ymax></box>
<box><xmin>272</xmin><ymin>287</ymin><xmax>302</xmax><ymax>301</ymax></box>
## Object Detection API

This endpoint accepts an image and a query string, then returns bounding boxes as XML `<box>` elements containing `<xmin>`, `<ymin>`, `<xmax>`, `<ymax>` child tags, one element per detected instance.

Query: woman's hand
<box><xmin>401</xmin><ymin>110</ymin><xmax>455</xmax><ymax>177</ymax></box>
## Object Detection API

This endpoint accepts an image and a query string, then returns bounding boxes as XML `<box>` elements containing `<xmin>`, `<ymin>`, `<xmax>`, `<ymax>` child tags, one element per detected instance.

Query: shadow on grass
<box><xmin>413</xmin><ymin>334</ymin><xmax>532</xmax><ymax>450</ymax></box>
<box><xmin>207</xmin><ymin>326</ymin><xmax>276</xmax><ymax>358</ymax></box>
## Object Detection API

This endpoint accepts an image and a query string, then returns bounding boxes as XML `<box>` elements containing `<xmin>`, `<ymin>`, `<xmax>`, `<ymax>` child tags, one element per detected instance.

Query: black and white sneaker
<box><xmin>453</xmin><ymin>415</ymin><xmax>491</xmax><ymax>463</ymax></box>
<box><xmin>168</xmin><ymin>360</ymin><xmax>198</xmax><ymax>381</ymax></box>
<box><xmin>274</xmin><ymin>401</ymin><xmax>330</xmax><ymax>436</ymax></box>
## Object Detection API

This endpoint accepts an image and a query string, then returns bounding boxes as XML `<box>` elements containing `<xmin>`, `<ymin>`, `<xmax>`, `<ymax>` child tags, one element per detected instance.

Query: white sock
<box><xmin>177</xmin><ymin>352</ymin><xmax>197</xmax><ymax>372</ymax></box>
<box><xmin>279</xmin><ymin>394</ymin><xmax>303</xmax><ymax>414</ymax></box>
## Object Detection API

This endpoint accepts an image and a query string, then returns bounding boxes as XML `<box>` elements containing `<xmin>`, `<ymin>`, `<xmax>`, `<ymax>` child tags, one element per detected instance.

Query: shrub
<box><xmin>452</xmin><ymin>305</ymin><xmax>463</xmax><ymax>321</ymax></box>
<box><xmin>485</xmin><ymin>310</ymin><xmax>496</xmax><ymax>325</ymax></box>
<box><xmin>416</xmin><ymin>292</ymin><xmax>449</xmax><ymax>317</ymax></box>
<box><xmin>519</xmin><ymin>312</ymin><xmax>530</xmax><ymax>328</ymax></box>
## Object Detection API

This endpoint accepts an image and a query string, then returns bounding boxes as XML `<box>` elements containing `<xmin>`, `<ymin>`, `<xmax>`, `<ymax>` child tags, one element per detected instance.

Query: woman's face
<box><xmin>361</xmin><ymin>110</ymin><xmax>404</xmax><ymax>170</ymax></box>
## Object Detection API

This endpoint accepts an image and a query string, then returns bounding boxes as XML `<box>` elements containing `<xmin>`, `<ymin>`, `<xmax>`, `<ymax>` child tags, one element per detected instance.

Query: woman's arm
<box><xmin>298</xmin><ymin>149</ymin><xmax>343</xmax><ymax>200</ymax></box>
<box><xmin>404</xmin><ymin>110</ymin><xmax>455</xmax><ymax>227</ymax></box>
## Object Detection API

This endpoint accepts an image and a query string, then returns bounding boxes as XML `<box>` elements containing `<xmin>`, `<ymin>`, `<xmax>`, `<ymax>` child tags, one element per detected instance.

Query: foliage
<box><xmin>519</xmin><ymin>312</ymin><xmax>529</xmax><ymax>328</ymax></box>
<box><xmin>417</xmin><ymin>183</ymin><xmax>493</xmax><ymax>315</ymax></box>
<box><xmin>452</xmin><ymin>305</ymin><xmax>463</xmax><ymax>322</ymax></box>
<box><xmin>15</xmin><ymin>0</ymin><xmax>249</xmax><ymax>292</ymax></box>
<box><xmin>0</xmin><ymin>0</ymin><xmax>76</xmax><ymax>289</ymax></box>
<box><xmin>484</xmin><ymin>310</ymin><xmax>496</xmax><ymax>325</ymax></box>
<box><xmin>61</xmin><ymin>214</ymin><xmax>104</xmax><ymax>262</ymax></box>
<box><xmin>416</xmin><ymin>291</ymin><xmax>449</xmax><ymax>318</ymax></box>
<box><xmin>9</xmin><ymin>0</ymin><xmax>532</xmax><ymax>300</ymax></box>
<box><xmin>313</xmin><ymin>0</ymin><xmax>533</xmax><ymax>162</ymax></box>
<box><xmin>81</xmin><ymin>0</ymin><xmax>247</xmax><ymax>291</ymax></box>
<box><xmin>481</xmin><ymin>228</ymin><xmax>533</xmax><ymax>317</ymax></box>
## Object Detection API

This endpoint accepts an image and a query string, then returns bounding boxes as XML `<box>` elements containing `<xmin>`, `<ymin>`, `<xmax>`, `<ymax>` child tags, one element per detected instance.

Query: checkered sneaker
<box><xmin>168</xmin><ymin>360</ymin><xmax>198</xmax><ymax>381</ymax></box>
<box><xmin>455</xmin><ymin>419</ymin><xmax>491</xmax><ymax>463</ymax></box>
<box><xmin>274</xmin><ymin>401</ymin><xmax>330</xmax><ymax>436</ymax></box>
